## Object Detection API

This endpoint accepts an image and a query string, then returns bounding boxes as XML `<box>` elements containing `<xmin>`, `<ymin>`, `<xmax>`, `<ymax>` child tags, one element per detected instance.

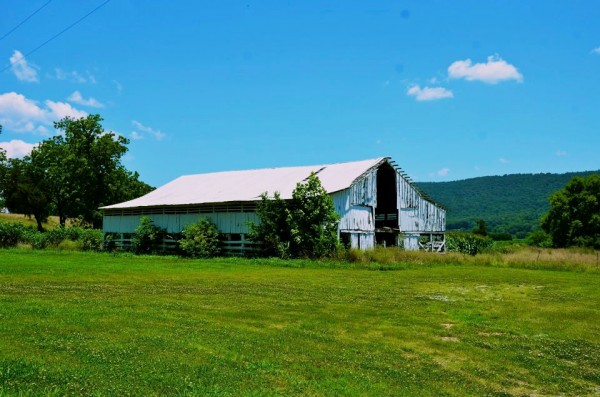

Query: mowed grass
<box><xmin>0</xmin><ymin>250</ymin><xmax>599</xmax><ymax>396</ymax></box>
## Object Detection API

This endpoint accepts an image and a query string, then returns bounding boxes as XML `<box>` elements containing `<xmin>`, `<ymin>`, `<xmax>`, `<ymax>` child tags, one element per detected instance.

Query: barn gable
<box><xmin>101</xmin><ymin>157</ymin><xmax>446</xmax><ymax>253</ymax></box>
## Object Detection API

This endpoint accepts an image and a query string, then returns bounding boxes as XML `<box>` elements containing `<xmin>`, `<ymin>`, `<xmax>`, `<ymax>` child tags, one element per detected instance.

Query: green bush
<box><xmin>446</xmin><ymin>232</ymin><xmax>493</xmax><ymax>255</ymax></box>
<box><xmin>131</xmin><ymin>217</ymin><xmax>168</xmax><ymax>255</ymax></box>
<box><xmin>0</xmin><ymin>222</ymin><xmax>27</xmax><ymax>248</ymax></box>
<box><xmin>57</xmin><ymin>239</ymin><xmax>83</xmax><ymax>251</ymax></box>
<box><xmin>528</xmin><ymin>230</ymin><xmax>552</xmax><ymax>248</ymax></box>
<box><xmin>79</xmin><ymin>229</ymin><xmax>103</xmax><ymax>251</ymax></box>
<box><xmin>178</xmin><ymin>218</ymin><xmax>221</xmax><ymax>258</ymax></box>
<box><xmin>23</xmin><ymin>229</ymin><xmax>48</xmax><ymax>249</ymax></box>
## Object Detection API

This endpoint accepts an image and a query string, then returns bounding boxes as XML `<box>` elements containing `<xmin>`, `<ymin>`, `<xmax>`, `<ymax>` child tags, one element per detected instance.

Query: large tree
<box><xmin>0</xmin><ymin>115</ymin><xmax>153</xmax><ymax>228</ymax></box>
<box><xmin>249</xmin><ymin>172</ymin><xmax>340</xmax><ymax>258</ymax></box>
<box><xmin>2</xmin><ymin>157</ymin><xmax>51</xmax><ymax>231</ymax></box>
<box><xmin>541</xmin><ymin>174</ymin><xmax>600</xmax><ymax>248</ymax></box>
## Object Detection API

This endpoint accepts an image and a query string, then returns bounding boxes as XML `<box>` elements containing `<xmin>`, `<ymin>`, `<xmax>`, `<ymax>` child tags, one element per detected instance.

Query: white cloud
<box><xmin>448</xmin><ymin>55</ymin><xmax>523</xmax><ymax>84</ymax></box>
<box><xmin>0</xmin><ymin>92</ymin><xmax>87</xmax><ymax>134</ymax></box>
<box><xmin>429</xmin><ymin>167</ymin><xmax>451</xmax><ymax>177</ymax></box>
<box><xmin>0</xmin><ymin>140</ymin><xmax>37</xmax><ymax>158</ymax></box>
<box><xmin>44</xmin><ymin>100</ymin><xmax>87</xmax><ymax>120</ymax></box>
<box><xmin>437</xmin><ymin>167</ymin><xmax>450</xmax><ymax>176</ymax></box>
<box><xmin>131</xmin><ymin>131</ymin><xmax>143</xmax><ymax>140</ymax></box>
<box><xmin>131</xmin><ymin>120</ymin><xmax>166</xmax><ymax>140</ymax></box>
<box><xmin>53</xmin><ymin>68</ymin><xmax>85</xmax><ymax>83</ymax></box>
<box><xmin>67</xmin><ymin>91</ymin><xmax>105</xmax><ymax>108</ymax></box>
<box><xmin>556</xmin><ymin>150</ymin><xmax>567</xmax><ymax>157</ymax></box>
<box><xmin>407</xmin><ymin>85</ymin><xmax>453</xmax><ymax>101</ymax></box>
<box><xmin>591</xmin><ymin>47</ymin><xmax>600</xmax><ymax>55</ymax></box>
<box><xmin>9</xmin><ymin>50</ymin><xmax>39</xmax><ymax>83</ymax></box>
<box><xmin>499</xmin><ymin>157</ymin><xmax>509</xmax><ymax>164</ymax></box>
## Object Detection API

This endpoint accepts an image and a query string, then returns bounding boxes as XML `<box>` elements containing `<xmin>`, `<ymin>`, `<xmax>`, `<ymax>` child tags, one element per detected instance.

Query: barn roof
<box><xmin>101</xmin><ymin>157</ymin><xmax>388</xmax><ymax>209</ymax></box>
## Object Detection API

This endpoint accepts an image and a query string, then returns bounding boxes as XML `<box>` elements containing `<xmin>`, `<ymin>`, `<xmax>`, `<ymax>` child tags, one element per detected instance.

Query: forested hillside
<box><xmin>417</xmin><ymin>170</ymin><xmax>600</xmax><ymax>237</ymax></box>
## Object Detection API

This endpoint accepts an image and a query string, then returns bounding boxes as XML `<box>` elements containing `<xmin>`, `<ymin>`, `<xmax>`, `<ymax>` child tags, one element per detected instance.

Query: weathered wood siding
<box><xmin>397</xmin><ymin>174</ymin><xmax>445</xmax><ymax>232</ymax></box>
<box><xmin>331</xmin><ymin>190</ymin><xmax>375</xmax><ymax>233</ymax></box>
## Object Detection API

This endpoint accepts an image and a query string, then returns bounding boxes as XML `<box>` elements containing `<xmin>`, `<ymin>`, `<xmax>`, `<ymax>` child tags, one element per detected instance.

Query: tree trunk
<box><xmin>34</xmin><ymin>215</ymin><xmax>45</xmax><ymax>232</ymax></box>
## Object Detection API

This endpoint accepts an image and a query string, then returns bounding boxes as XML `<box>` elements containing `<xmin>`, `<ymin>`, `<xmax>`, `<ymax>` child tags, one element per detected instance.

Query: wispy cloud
<box><xmin>131</xmin><ymin>120</ymin><xmax>166</xmax><ymax>141</ymax></box>
<box><xmin>0</xmin><ymin>139</ymin><xmax>37</xmax><ymax>158</ymax></box>
<box><xmin>113</xmin><ymin>80</ymin><xmax>123</xmax><ymax>94</ymax></box>
<box><xmin>591</xmin><ymin>47</ymin><xmax>600</xmax><ymax>55</ymax></box>
<box><xmin>437</xmin><ymin>167</ymin><xmax>450</xmax><ymax>176</ymax></box>
<box><xmin>51</xmin><ymin>68</ymin><xmax>96</xmax><ymax>84</ymax></box>
<box><xmin>556</xmin><ymin>150</ymin><xmax>567</xmax><ymax>157</ymax></box>
<box><xmin>429</xmin><ymin>167</ymin><xmax>451</xmax><ymax>177</ymax></box>
<box><xmin>499</xmin><ymin>157</ymin><xmax>509</xmax><ymax>164</ymax></box>
<box><xmin>67</xmin><ymin>91</ymin><xmax>104</xmax><ymax>108</ymax></box>
<box><xmin>9</xmin><ymin>50</ymin><xmax>39</xmax><ymax>83</ymax></box>
<box><xmin>407</xmin><ymin>85</ymin><xmax>453</xmax><ymax>101</ymax></box>
<box><xmin>448</xmin><ymin>55</ymin><xmax>523</xmax><ymax>84</ymax></box>
<box><xmin>0</xmin><ymin>91</ymin><xmax>87</xmax><ymax>134</ymax></box>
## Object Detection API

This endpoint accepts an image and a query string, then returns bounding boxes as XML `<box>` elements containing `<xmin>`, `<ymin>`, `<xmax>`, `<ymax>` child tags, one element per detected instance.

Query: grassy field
<box><xmin>0</xmin><ymin>250</ymin><xmax>599</xmax><ymax>396</ymax></box>
<box><xmin>0</xmin><ymin>214</ymin><xmax>61</xmax><ymax>230</ymax></box>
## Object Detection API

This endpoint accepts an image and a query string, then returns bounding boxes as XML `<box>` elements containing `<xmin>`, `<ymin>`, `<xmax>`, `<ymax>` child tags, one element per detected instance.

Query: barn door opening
<box><xmin>375</xmin><ymin>162</ymin><xmax>399</xmax><ymax>246</ymax></box>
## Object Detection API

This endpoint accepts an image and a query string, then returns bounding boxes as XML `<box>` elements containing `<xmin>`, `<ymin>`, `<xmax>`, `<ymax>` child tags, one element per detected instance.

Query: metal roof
<box><xmin>101</xmin><ymin>157</ymin><xmax>387</xmax><ymax>209</ymax></box>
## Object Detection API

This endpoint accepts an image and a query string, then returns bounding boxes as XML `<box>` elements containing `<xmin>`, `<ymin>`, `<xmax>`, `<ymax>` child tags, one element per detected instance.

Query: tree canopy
<box><xmin>541</xmin><ymin>174</ymin><xmax>600</xmax><ymax>248</ymax></box>
<box><xmin>0</xmin><ymin>115</ymin><xmax>153</xmax><ymax>229</ymax></box>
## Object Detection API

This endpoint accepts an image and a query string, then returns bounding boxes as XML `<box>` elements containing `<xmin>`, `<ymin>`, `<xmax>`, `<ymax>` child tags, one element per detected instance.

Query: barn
<box><xmin>101</xmin><ymin>157</ymin><xmax>446</xmax><ymax>254</ymax></box>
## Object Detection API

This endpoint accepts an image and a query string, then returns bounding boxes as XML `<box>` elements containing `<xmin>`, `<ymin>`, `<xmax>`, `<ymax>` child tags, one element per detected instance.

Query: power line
<box><xmin>1</xmin><ymin>0</ymin><xmax>112</xmax><ymax>74</ymax></box>
<box><xmin>0</xmin><ymin>0</ymin><xmax>54</xmax><ymax>42</ymax></box>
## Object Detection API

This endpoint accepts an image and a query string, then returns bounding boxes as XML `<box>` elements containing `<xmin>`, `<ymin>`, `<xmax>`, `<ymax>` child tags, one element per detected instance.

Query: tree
<box><xmin>472</xmin><ymin>219</ymin><xmax>488</xmax><ymax>236</ymax></box>
<box><xmin>0</xmin><ymin>116</ymin><xmax>152</xmax><ymax>228</ymax></box>
<box><xmin>249</xmin><ymin>172</ymin><xmax>341</xmax><ymax>258</ymax></box>
<box><xmin>2</xmin><ymin>157</ymin><xmax>51</xmax><ymax>231</ymax></box>
<box><xmin>288</xmin><ymin>172</ymin><xmax>341</xmax><ymax>258</ymax></box>
<box><xmin>249</xmin><ymin>192</ymin><xmax>291</xmax><ymax>257</ymax></box>
<box><xmin>541</xmin><ymin>174</ymin><xmax>600</xmax><ymax>248</ymax></box>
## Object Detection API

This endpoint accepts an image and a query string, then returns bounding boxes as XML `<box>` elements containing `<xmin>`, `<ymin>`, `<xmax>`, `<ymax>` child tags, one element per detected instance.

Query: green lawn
<box><xmin>0</xmin><ymin>250</ymin><xmax>599</xmax><ymax>396</ymax></box>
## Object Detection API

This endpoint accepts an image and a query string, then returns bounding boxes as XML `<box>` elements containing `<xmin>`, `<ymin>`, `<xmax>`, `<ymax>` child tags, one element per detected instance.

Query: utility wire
<box><xmin>1</xmin><ymin>0</ymin><xmax>112</xmax><ymax>74</ymax></box>
<box><xmin>0</xmin><ymin>0</ymin><xmax>54</xmax><ymax>42</ymax></box>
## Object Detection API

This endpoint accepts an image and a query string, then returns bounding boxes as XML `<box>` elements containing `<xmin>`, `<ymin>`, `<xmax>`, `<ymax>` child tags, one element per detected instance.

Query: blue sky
<box><xmin>1</xmin><ymin>1</ymin><xmax>599</xmax><ymax>187</ymax></box>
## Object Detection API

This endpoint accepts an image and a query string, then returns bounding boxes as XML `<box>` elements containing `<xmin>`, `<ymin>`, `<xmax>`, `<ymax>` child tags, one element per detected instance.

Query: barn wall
<box><xmin>103</xmin><ymin>212</ymin><xmax>259</xmax><ymax>235</ymax></box>
<box><xmin>349</xmin><ymin>169</ymin><xmax>377</xmax><ymax>207</ymax></box>
<box><xmin>331</xmin><ymin>190</ymin><xmax>375</xmax><ymax>233</ymax></box>
<box><xmin>396</xmin><ymin>174</ymin><xmax>446</xmax><ymax>232</ymax></box>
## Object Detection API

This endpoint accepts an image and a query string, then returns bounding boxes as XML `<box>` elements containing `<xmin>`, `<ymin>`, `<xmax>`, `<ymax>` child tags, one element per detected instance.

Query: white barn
<box><xmin>101</xmin><ymin>157</ymin><xmax>446</xmax><ymax>254</ymax></box>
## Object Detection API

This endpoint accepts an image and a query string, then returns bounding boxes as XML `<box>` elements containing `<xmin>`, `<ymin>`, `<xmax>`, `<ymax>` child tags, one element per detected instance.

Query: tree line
<box><xmin>0</xmin><ymin>115</ymin><xmax>153</xmax><ymax>231</ymax></box>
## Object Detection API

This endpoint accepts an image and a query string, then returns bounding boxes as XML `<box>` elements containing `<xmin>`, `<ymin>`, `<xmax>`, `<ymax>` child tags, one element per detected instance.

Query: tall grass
<box><xmin>344</xmin><ymin>246</ymin><xmax>600</xmax><ymax>273</ymax></box>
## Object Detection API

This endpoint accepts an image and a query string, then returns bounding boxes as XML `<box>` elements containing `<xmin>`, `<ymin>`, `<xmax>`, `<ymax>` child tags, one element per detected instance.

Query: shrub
<box><xmin>528</xmin><ymin>230</ymin><xmax>552</xmax><ymax>248</ymax></box>
<box><xmin>0</xmin><ymin>222</ymin><xmax>27</xmax><ymax>248</ymax></box>
<box><xmin>79</xmin><ymin>229</ymin><xmax>103</xmax><ymax>251</ymax></box>
<box><xmin>24</xmin><ymin>229</ymin><xmax>48</xmax><ymax>249</ymax></box>
<box><xmin>131</xmin><ymin>217</ymin><xmax>167</xmax><ymax>255</ymax></box>
<box><xmin>446</xmin><ymin>232</ymin><xmax>493</xmax><ymax>255</ymax></box>
<box><xmin>489</xmin><ymin>232</ymin><xmax>513</xmax><ymax>241</ymax></box>
<box><xmin>57</xmin><ymin>239</ymin><xmax>83</xmax><ymax>251</ymax></box>
<box><xmin>178</xmin><ymin>218</ymin><xmax>221</xmax><ymax>258</ymax></box>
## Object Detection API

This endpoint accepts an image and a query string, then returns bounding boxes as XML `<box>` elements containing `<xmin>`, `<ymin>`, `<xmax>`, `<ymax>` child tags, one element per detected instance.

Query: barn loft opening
<box><xmin>375</xmin><ymin>161</ymin><xmax>399</xmax><ymax>246</ymax></box>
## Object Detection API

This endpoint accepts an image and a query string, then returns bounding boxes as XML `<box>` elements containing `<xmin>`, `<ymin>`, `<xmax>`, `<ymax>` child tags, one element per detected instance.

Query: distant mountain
<box><xmin>416</xmin><ymin>170</ymin><xmax>600</xmax><ymax>237</ymax></box>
